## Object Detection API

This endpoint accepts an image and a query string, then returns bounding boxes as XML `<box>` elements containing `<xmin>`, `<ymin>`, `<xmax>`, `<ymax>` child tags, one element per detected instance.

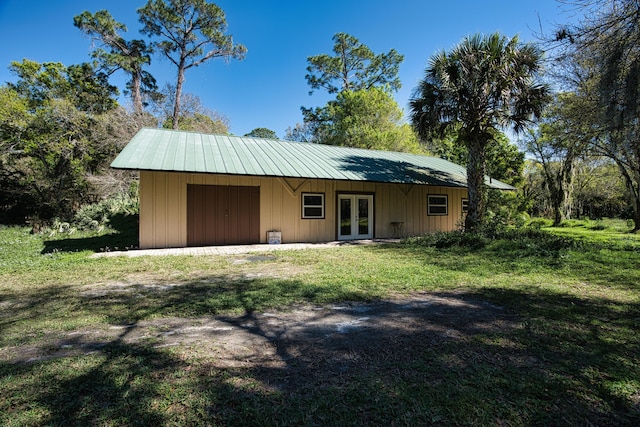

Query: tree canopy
<box><xmin>296</xmin><ymin>34</ymin><xmax>416</xmax><ymax>151</ymax></box>
<box><xmin>138</xmin><ymin>0</ymin><xmax>246</xmax><ymax>129</ymax></box>
<box><xmin>410</xmin><ymin>32</ymin><xmax>549</xmax><ymax>232</ymax></box>
<box><xmin>245</xmin><ymin>128</ymin><xmax>278</xmax><ymax>139</ymax></box>
<box><xmin>8</xmin><ymin>60</ymin><xmax>118</xmax><ymax>114</ymax></box>
<box><xmin>305</xmin><ymin>32</ymin><xmax>404</xmax><ymax>95</ymax></box>
<box><xmin>74</xmin><ymin>9</ymin><xmax>157</xmax><ymax>114</ymax></box>
<box><xmin>309</xmin><ymin>87</ymin><xmax>422</xmax><ymax>153</ymax></box>
<box><xmin>1</xmin><ymin>61</ymin><xmax>123</xmax><ymax>223</ymax></box>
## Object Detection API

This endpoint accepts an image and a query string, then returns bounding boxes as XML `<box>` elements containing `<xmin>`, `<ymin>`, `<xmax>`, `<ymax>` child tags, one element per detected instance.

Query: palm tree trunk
<box><xmin>465</xmin><ymin>137</ymin><xmax>486</xmax><ymax>232</ymax></box>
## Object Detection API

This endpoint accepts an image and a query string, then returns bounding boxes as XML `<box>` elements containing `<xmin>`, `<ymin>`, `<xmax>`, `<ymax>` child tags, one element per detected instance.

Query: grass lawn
<box><xmin>1</xmin><ymin>218</ymin><xmax>639</xmax><ymax>426</ymax></box>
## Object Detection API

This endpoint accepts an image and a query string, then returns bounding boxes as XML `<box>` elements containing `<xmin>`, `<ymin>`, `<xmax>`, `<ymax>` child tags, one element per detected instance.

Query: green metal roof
<box><xmin>111</xmin><ymin>128</ymin><xmax>514</xmax><ymax>190</ymax></box>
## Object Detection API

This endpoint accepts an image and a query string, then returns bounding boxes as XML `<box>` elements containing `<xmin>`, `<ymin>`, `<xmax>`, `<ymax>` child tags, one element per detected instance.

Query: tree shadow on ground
<box><xmin>40</xmin><ymin>213</ymin><xmax>138</xmax><ymax>254</ymax></box>
<box><xmin>2</xmin><ymin>273</ymin><xmax>639</xmax><ymax>426</ymax></box>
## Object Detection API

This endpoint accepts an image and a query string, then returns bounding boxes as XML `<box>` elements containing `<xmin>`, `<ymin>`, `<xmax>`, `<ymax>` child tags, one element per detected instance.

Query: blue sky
<box><xmin>0</xmin><ymin>0</ymin><xmax>570</xmax><ymax>138</ymax></box>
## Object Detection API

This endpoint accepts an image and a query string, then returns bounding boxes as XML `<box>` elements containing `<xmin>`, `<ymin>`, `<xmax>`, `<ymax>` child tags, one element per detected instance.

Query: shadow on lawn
<box><xmin>1</xmin><ymin>274</ymin><xmax>639</xmax><ymax>425</ymax></box>
<box><xmin>40</xmin><ymin>213</ymin><xmax>139</xmax><ymax>254</ymax></box>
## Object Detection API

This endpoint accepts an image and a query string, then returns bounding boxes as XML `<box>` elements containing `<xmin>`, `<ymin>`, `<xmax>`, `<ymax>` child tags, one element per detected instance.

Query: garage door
<box><xmin>187</xmin><ymin>185</ymin><xmax>260</xmax><ymax>246</ymax></box>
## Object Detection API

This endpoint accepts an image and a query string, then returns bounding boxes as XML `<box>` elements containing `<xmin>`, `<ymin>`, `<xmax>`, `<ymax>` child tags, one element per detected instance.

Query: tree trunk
<box><xmin>632</xmin><ymin>199</ymin><xmax>640</xmax><ymax>232</ymax></box>
<box><xmin>465</xmin><ymin>137</ymin><xmax>486</xmax><ymax>232</ymax></box>
<box><xmin>614</xmin><ymin>160</ymin><xmax>640</xmax><ymax>232</ymax></box>
<box><xmin>629</xmin><ymin>179</ymin><xmax>640</xmax><ymax>232</ymax></box>
<box><xmin>552</xmin><ymin>202</ymin><xmax>563</xmax><ymax>226</ymax></box>
<box><xmin>562</xmin><ymin>185</ymin><xmax>573</xmax><ymax>220</ymax></box>
<box><xmin>172</xmin><ymin>63</ymin><xmax>186</xmax><ymax>130</ymax></box>
<box><xmin>132</xmin><ymin>69</ymin><xmax>143</xmax><ymax>115</ymax></box>
<box><xmin>561</xmin><ymin>154</ymin><xmax>575</xmax><ymax>221</ymax></box>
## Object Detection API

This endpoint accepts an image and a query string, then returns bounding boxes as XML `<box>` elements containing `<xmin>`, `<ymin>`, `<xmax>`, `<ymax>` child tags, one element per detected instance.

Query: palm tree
<box><xmin>409</xmin><ymin>33</ymin><xmax>549</xmax><ymax>232</ymax></box>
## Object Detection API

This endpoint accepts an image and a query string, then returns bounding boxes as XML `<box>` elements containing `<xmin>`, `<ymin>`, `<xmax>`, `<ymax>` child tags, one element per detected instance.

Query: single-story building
<box><xmin>111</xmin><ymin>128</ymin><xmax>513</xmax><ymax>249</ymax></box>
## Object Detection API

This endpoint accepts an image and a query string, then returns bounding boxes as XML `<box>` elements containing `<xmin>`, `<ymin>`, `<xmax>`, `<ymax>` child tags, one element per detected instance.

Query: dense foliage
<box><xmin>303</xmin><ymin>87</ymin><xmax>423</xmax><ymax>152</ymax></box>
<box><xmin>0</xmin><ymin>60</ymin><xmax>124</xmax><ymax>224</ymax></box>
<box><xmin>553</xmin><ymin>0</ymin><xmax>640</xmax><ymax>230</ymax></box>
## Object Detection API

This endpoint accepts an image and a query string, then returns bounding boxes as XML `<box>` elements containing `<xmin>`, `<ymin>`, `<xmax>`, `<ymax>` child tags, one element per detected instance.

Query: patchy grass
<box><xmin>0</xmin><ymin>222</ymin><xmax>639</xmax><ymax>426</ymax></box>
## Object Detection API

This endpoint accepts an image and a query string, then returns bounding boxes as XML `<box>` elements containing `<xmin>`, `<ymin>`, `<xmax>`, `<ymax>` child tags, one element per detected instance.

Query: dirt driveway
<box><xmin>3</xmin><ymin>291</ymin><xmax>517</xmax><ymax>374</ymax></box>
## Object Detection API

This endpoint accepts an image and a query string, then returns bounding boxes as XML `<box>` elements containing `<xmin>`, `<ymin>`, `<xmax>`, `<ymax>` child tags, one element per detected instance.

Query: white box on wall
<box><xmin>267</xmin><ymin>231</ymin><xmax>281</xmax><ymax>244</ymax></box>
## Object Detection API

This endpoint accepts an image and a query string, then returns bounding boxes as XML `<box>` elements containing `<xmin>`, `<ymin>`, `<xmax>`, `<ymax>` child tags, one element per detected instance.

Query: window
<box><xmin>462</xmin><ymin>198</ymin><xmax>469</xmax><ymax>213</ymax></box>
<box><xmin>302</xmin><ymin>193</ymin><xmax>325</xmax><ymax>219</ymax></box>
<box><xmin>428</xmin><ymin>194</ymin><xmax>448</xmax><ymax>216</ymax></box>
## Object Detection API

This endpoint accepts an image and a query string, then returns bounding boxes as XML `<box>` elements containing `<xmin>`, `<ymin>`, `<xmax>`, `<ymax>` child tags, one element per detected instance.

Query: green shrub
<box><xmin>558</xmin><ymin>219</ymin><xmax>585</xmax><ymax>228</ymax></box>
<box><xmin>404</xmin><ymin>230</ymin><xmax>487</xmax><ymax>250</ymax></box>
<box><xmin>527</xmin><ymin>218</ymin><xmax>552</xmax><ymax>229</ymax></box>
<box><xmin>74</xmin><ymin>192</ymin><xmax>137</xmax><ymax>229</ymax></box>
<box><xmin>588</xmin><ymin>220</ymin><xmax>609</xmax><ymax>231</ymax></box>
<box><xmin>406</xmin><ymin>227</ymin><xmax>578</xmax><ymax>259</ymax></box>
<box><xmin>499</xmin><ymin>227</ymin><xmax>576</xmax><ymax>248</ymax></box>
<box><xmin>40</xmin><ymin>187</ymin><xmax>139</xmax><ymax>237</ymax></box>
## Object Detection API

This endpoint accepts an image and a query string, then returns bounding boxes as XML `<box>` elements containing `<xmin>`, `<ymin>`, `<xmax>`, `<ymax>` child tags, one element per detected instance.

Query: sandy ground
<box><xmin>2</xmin><ymin>291</ymin><xmax>516</xmax><ymax>369</ymax></box>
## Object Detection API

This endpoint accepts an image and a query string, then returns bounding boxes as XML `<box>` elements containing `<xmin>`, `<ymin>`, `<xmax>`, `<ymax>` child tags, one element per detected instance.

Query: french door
<box><xmin>338</xmin><ymin>194</ymin><xmax>373</xmax><ymax>240</ymax></box>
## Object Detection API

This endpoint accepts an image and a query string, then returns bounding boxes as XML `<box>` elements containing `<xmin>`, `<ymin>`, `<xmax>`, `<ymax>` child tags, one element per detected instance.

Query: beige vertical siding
<box><xmin>138</xmin><ymin>171</ymin><xmax>468</xmax><ymax>248</ymax></box>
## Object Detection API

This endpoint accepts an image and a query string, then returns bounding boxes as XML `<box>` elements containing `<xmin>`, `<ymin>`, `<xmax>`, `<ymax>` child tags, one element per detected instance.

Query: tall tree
<box><xmin>409</xmin><ymin>33</ymin><xmax>549</xmax><ymax>232</ymax></box>
<box><xmin>74</xmin><ymin>10</ymin><xmax>157</xmax><ymax>114</ymax></box>
<box><xmin>523</xmin><ymin>93</ymin><xmax>587</xmax><ymax>225</ymax></box>
<box><xmin>524</xmin><ymin>129</ymin><xmax>577</xmax><ymax>226</ymax></box>
<box><xmin>138</xmin><ymin>0</ymin><xmax>246</xmax><ymax>129</ymax></box>
<box><xmin>300</xmin><ymin>33</ymin><xmax>410</xmax><ymax>150</ymax></box>
<box><xmin>556</xmin><ymin>0</ymin><xmax>640</xmax><ymax>231</ymax></box>
<box><xmin>305</xmin><ymin>32</ymin><xmax>404</xmax><ymax>95</ymax></box>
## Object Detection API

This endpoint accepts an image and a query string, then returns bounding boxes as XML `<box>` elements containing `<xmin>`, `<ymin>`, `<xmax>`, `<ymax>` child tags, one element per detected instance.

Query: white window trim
<box><xmin>462</xmin><ymin>198</ymin><xmax>469</xmax><ymax>213</ymax></box>
<box><xmin>302</xmin><ymin>193</ymin><xmax>325</xmax><ymax>219</ymax></box>
<box><xmin>428</xmin><ymin>194</ymin><xmax>448</xmax><ymax>216</ymax></box>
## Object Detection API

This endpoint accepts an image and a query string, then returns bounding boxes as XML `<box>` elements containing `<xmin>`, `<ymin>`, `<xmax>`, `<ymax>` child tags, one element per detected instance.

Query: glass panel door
<box><xmin>358</xmin><ymin>197</ymin><xmax>369</xmax><ymax>235</ymax></box>
<box><xmin>338</xmin><ymin>195</ymin><xmax>373</xmax><ymax>240</ymax></box>
<box><xmin>340</xmin><ymin>197</ymin><xmax>352</xmax><ymax>236</ymax></box>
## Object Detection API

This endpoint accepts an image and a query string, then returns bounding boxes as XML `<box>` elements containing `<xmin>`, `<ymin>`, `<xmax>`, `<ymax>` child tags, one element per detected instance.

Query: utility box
<box><xmin>267</xmin><ymin>231</ymin><xmax>282</xmax><ymax>244</ymax></box>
